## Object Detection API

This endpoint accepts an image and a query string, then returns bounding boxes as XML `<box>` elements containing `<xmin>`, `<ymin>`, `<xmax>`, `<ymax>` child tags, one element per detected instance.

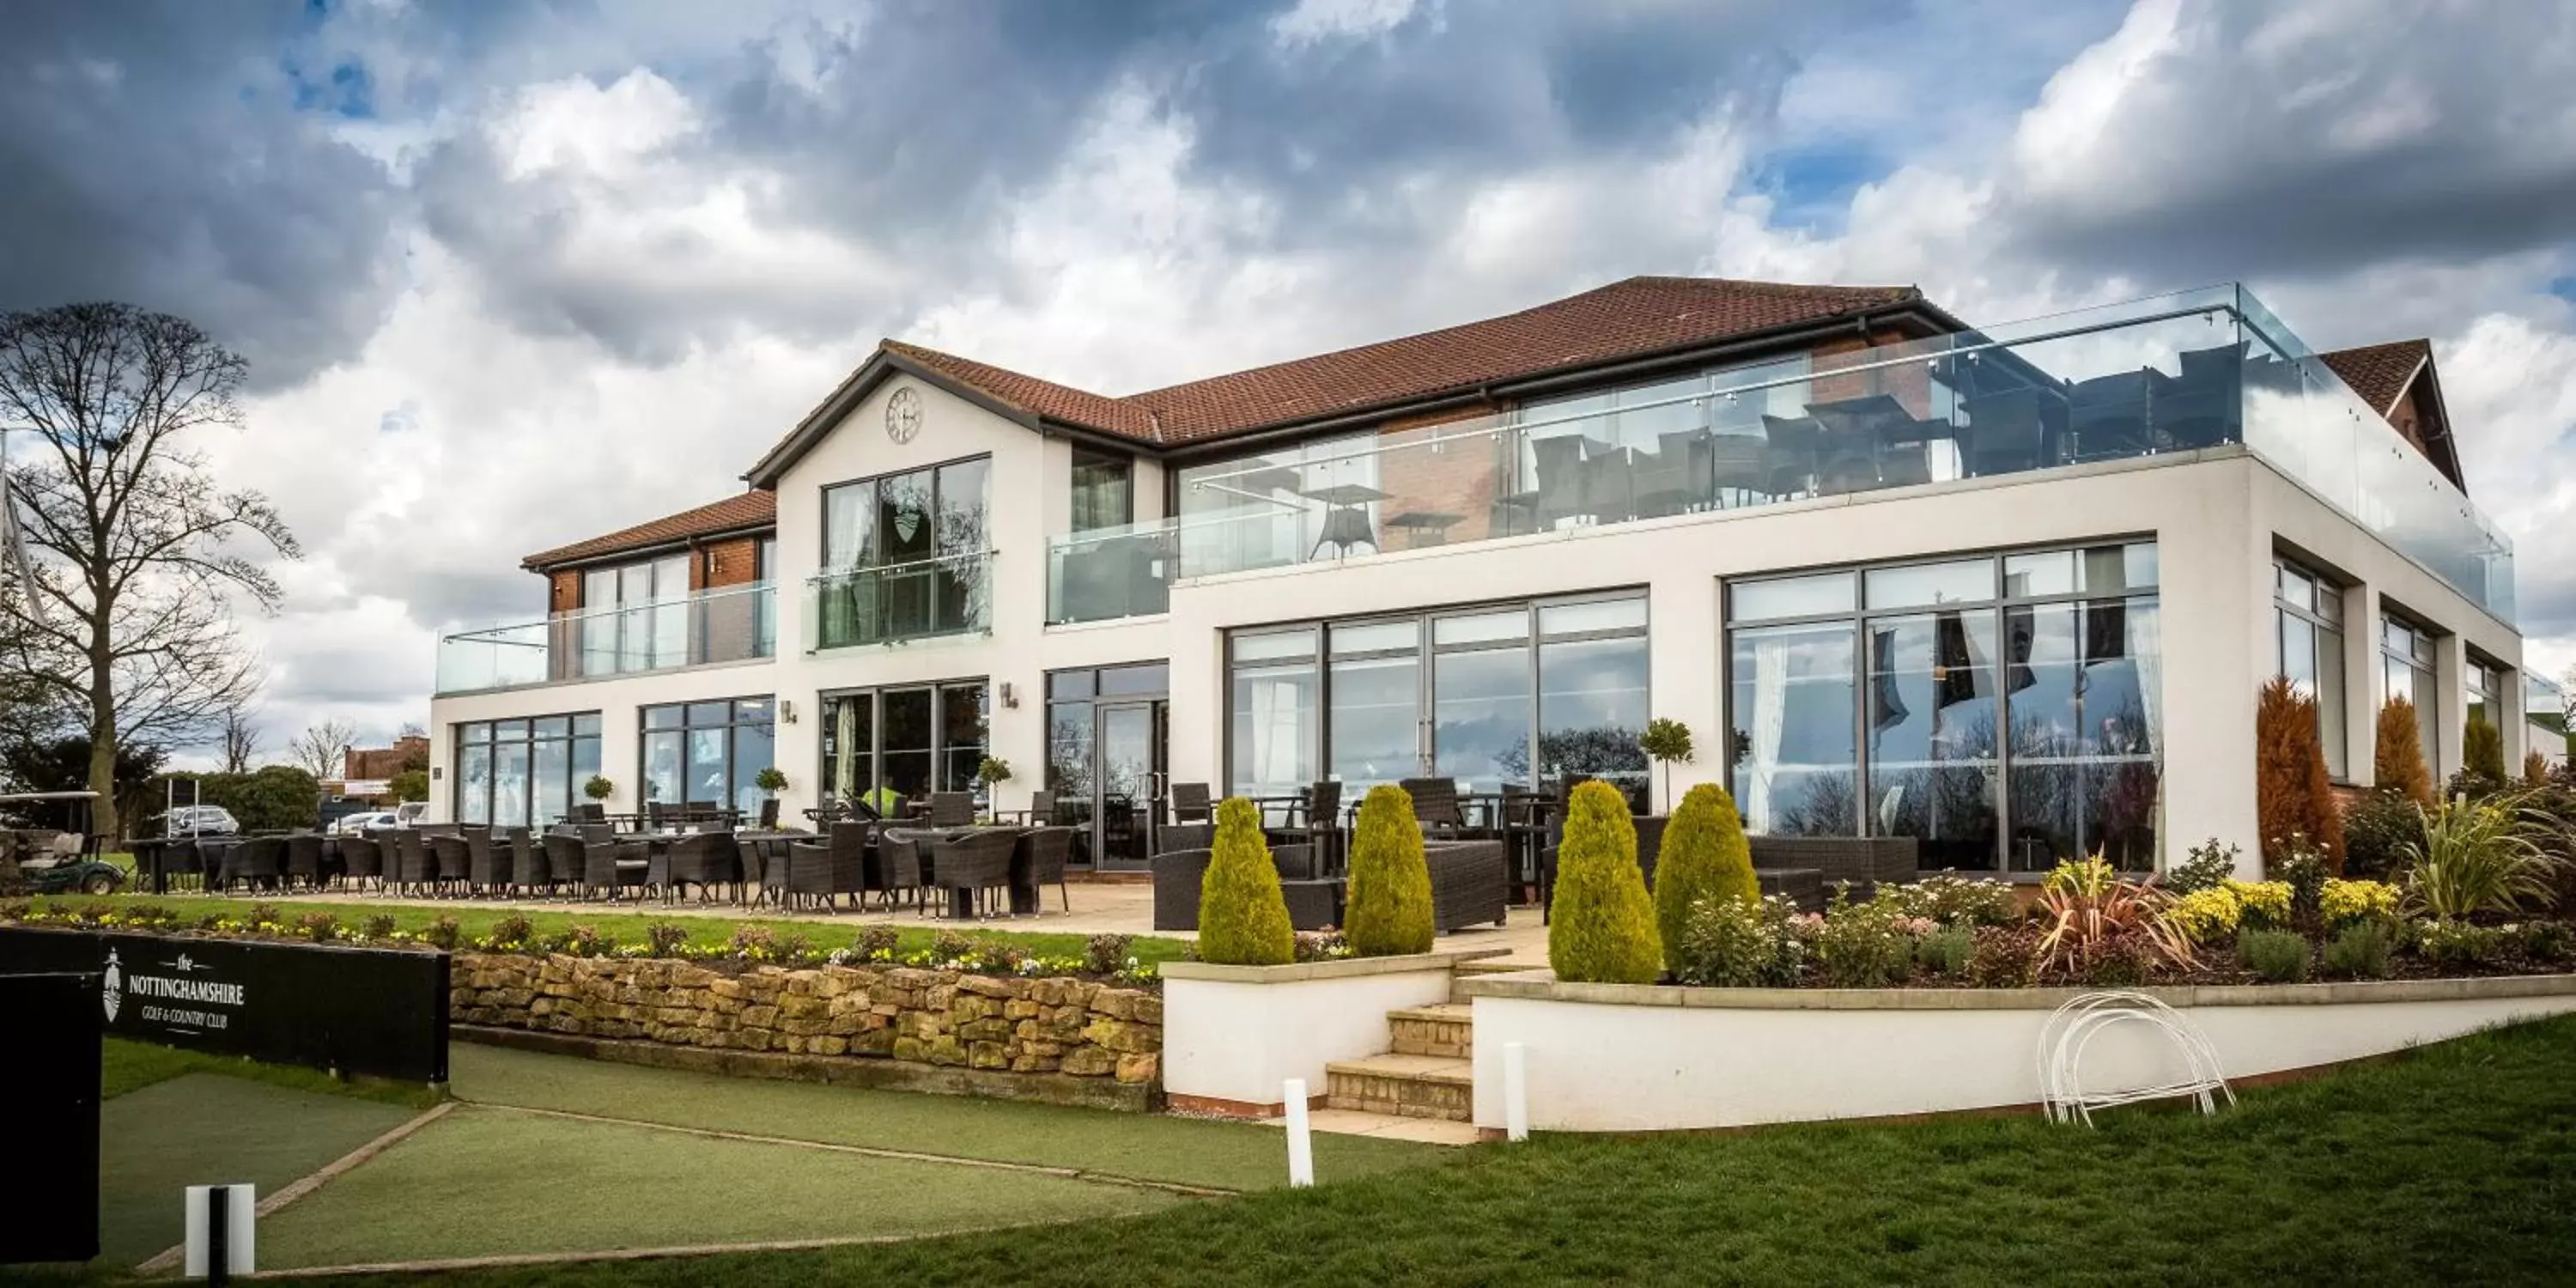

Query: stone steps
<box><xmin>1324</xmin><ymin>1053</ymin><xmax>1474</xmax><ymax>1121</ymax></box>
<box><xmin>1387</xmin><ymin>1003</ymin><xmax>1473</xmax><ymax>1058</ymax></box>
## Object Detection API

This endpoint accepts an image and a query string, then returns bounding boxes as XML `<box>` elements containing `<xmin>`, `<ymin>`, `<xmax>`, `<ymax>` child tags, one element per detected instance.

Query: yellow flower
<box><xmin>2223</xmin><ymin>880</ymin><xmax>2293</xmax><ymax>930</ymax></box>
<box><xmin>2163</xmin><ymin>886</ymin><xmax>2244</xmax><ymax>945</ymax></box>
<box><xmin>2319</xmin><ymin>878</ymin><xmax>2400</xmax><ymax>927</ymax></box>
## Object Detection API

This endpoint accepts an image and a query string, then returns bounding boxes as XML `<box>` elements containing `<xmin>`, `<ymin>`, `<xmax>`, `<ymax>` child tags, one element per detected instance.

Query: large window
<box><xmin>2466</xmin><ymin>658</ymin><xmax>2506</xmax><ymax>743</ymax></box>
<box><xmin>2382</xmin><ymin>614</ymin><xmax>2439</xmax><ymax>776</ymax></box>
<box><xmin>640</xmin><ymin>697</ymin><xmax>774</xmax><ymax>819</ymax></box>
<box><xmin>2275</xmin><ymin>557</ymin><xmax>2348</xmax><ymax>780</ymax></box>
<box><xmin>1729</xmin><ymin>543</ymin><xmax>2161</xmax><ymax>872</ymax></box>
<box><xmin>454</xmin><ymin>714</ymin><xmax>601</xmax><ymax>827</ymax></box>
<box><xmin>579</xmin><ymin>555</ymin><xmax>689</xmax><ymax>674</ymax></box>
<box><xmin>817</xmin><ymin>456</ymin><xmax>991</xmax><ymax>646</ymax></box>
<box><xmin>1225</xmin><ymin>592</ymin><xmax>1650</xmax><ymax>811</ymax></box>
<box><xmin>819</xmin><ymin>682</ymin><xmax>989</xmax><ymax>811</ymax></box>
<box><xmin>1071</xmin><ymin>447</ymin><xmax>1133</xmax><ymax>533</ymax></box>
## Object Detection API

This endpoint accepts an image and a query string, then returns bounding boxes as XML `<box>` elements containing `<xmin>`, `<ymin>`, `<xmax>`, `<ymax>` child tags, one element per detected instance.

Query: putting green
<box><xmin>255</xmin><ymin>1104</ymin><xmax>1182</xmax><ymax>1269</ymax></box>
<box><xmin>98</xmin><ymin>1072</ymin><xmax>418</xmax><ymax>1268</ymax></box>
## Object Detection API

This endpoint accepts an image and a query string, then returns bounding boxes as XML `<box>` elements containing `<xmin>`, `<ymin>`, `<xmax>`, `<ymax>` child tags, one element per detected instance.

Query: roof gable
<box><xmin>2318</xmin><ymin>338</ymin><xmax>2464</xmax><ymax>493</ymax></box>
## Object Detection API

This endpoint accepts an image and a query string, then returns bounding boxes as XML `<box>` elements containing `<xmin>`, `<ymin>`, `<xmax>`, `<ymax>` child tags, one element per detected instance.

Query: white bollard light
<box><xmin>1282</xmin><ymin>1078</ymin><xmax>1315</xmax><ymax>1187</ymax></box>
<box><xmin>185</xmin><ymin>1182</ymin><xmax>256</xmax><ymax>1282</ymax></box>
<box><xmin>1502</xmin><ymin>1041</ymin><xmax>1530</xmax><ymax>1142</ymax></box>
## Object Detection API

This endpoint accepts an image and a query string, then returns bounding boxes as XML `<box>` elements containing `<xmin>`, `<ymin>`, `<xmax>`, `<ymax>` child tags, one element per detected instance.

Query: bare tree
<box><xmin>398</xmin><ymin>720</ymin><xmax>427</xmax><ymax>741</ymax></box>
<box><xmin>0</xmin><ymin>303</ymin><xmax>299</xmax><ymax>833</ymax></box>
<box><xmin>218</xmin><ymin>702</ymin><xmax>263</xmax><ymax>774</ymax></box>
<box><xmin>287</xmin><ymin>718</ymin><xmax>359</xmax><ymax>781</ymax></box>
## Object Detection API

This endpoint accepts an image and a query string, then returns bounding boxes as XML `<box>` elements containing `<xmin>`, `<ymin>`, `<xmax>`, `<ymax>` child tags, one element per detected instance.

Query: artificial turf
<box><xmin>254</xmin><ymin>1104</ymin><xmax>1181</xmax><ymax>1270</ymax></box>
<box><xmin>26</xmin><ymin>892</ymin><xmax>1194</xmax><ymax>967</ymax></box>
<box><xmin>280</xmin><ymin>1015</ymin><xmax>2576</xmax><ymax>1287</ymax></box>
<box><xmin>449</xmin><ymin>1042</ymin><xmax>1437</xmax><ymax>1193</ymax></box>
<box><xmin>95</xmin><ymin>1073</ymin><xmax>419</xmax><ymax>1269</ymax></box>
<box><xmin>102</xmin><ymin>1036</ymin><xmax>444</xmax><ymax>1108</ymax></box>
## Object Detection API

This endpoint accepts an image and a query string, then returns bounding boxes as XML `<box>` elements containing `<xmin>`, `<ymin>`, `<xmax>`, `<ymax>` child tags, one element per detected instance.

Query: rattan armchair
<box><xmin>465</xmin><ymin>828</ymin><xmax>512</xmax><ymax>895</ymax></box>
<box><xmin>507</xmin><ymin>827</ymin><xmax>550</xmax><ymax>895</ymax></box>
<box><xmin>1017</xmin><ymin>825</ymin><xmax>1076</xmax><ymax>913</ymax></box>
<box><xmin>392</xmin><ymin>829</ymin><xmax>434</xmax><ymax>895</ymax></box>
<box><xmin>339</xmin><ymin>835</ymin><xmax>383</xmax><ymax>891</ymax></box>
<box><xmin>930</xmin><ymin>828</ymin><xmax>1018</xmax><ymax>919</ymax></box>
<box><xmin>780</xmin><ymin>820</ymin><xmax>871</xmax><ymax>912</ymax></box>
<box><xmin>284</xmin><ymin>833</ymin><xmax>326</xmax><ymax>890</ymax></box>
<box><xmin>428</xmin><ymin>828</ymin><xmax>471</xmax><ymax>895</ymax></box>
<box><xmin>217</xmin><ymin>836</ymin><xmax>285</xmax><ymax>893</ymax></box>
<box><xmin>654</xmin><ymin>830</ymin><xmax>740</xmax><ymax>903</ymax></box>
<box><xmin>926</xmin><ymin>792</ymin><xmax>975</xmax><ymax>827</ymax></box>
<box><xmin>1424</xmin><ymin>839</ymin><xmax>1510</xmax><ymax>931</ymax></box>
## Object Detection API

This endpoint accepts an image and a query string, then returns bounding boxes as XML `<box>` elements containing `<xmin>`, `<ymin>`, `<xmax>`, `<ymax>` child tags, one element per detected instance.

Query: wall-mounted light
<box><xmin>999</xmin><ymin>681</ymin><xmax>1020</xmax><ymax>709</ymax></box>
<box><xmin>780</xmin><ymin>699</ymin><xmax>798</xmax><ymax>725</ymax></box>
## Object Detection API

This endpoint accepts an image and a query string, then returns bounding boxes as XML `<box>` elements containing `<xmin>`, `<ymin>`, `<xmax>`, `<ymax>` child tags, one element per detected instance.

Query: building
<box><xmin>428</xmin><ymin>276</ymin><xmax>2523</xmax><ymax>877</ymax></box>
<box><xmin>343</xmin><ymin>734</ymin><xmax>432</xmax><ymax>784</ymax></box>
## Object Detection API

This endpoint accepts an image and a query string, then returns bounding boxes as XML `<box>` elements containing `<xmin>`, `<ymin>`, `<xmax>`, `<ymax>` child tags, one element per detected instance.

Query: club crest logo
<box><xmin>102</xmin><ymin>948</ymin><xmax>122</xmax><ymax>1023</ymax></box>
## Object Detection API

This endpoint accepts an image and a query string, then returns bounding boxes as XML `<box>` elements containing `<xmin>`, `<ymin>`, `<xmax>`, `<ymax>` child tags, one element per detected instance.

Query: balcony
<box><xmin>1046</xmin><ymin>519</ymin><xmax>1175</xmax><ymax>624</ymax></box>
<box><xmin>1136</xmin><ymin>285</ymin><xmax>2512</xmax><ymax>623</ymax></box>
<box><xmin>806</xmin><ymin>551</ymin><xmax>992</xmax><ymax>651</ymax></box>
<box><xmin>435</xmin><ymin>581</ymin><xmax>775</xmax><ymax>697</ymax></box>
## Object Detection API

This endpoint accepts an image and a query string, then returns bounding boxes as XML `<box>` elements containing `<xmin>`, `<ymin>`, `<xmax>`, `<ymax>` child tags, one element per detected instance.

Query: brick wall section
<box><xmin>696</xmin><ymin>536</ymin><xmax>762</xmax><ymax>589</ymax></box>
<box><xmin>451</xmin><ymin>953</ymin><xmax>1163</xmax><ymax>1090</ymax></box>
<box><xmin>344</xmin><ymin>736</ymin><xmax>429</xmax><ymax>781</ymax></box>
<box><xmin>1371</xmin><ymin>399</ymin><xmax>1510</xmax><ymax>546</ymax></box>
<box><xmin>1807</xmin><ymin>330</ymin><xmax>1931</xmax><ymax>416</ymax></box>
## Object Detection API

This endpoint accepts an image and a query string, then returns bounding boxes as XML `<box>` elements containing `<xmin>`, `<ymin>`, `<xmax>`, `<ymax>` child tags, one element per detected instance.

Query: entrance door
<box><xmin>1094</xmin><ymin>701</ymin><xmax>1166</xmax><ymax>871</ymax></box>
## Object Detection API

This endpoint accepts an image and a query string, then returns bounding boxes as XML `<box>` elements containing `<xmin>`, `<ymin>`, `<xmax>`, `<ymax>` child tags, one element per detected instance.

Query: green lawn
<box><xmin>96</xmin><ymin>1072</ymin><xmax>420</xmax><ymax>1269</ymax></box>
<box><xmin>277</xmin><ymin>1016</ymin><xmax>2576</xmax><ymax>1287</ymax></box>
<box><xmin>451</xmin><ymin>1042</ymin><xmax>1437</xmax><ymax>1193</ymax></box>
<box><xmin>256</xmin><ymin>1105</ymin><xmax>1180</xmax><ymax>1270</ymax></box>
<box><xmin>27</xmin><ymin>892</ymin><xmax>1193</xmax><ymax>967</ymax></box>
<box><xmin>102</xmin><ymin>1036</ymin><xmax>443</xmax><ymax>1107</ymax></box>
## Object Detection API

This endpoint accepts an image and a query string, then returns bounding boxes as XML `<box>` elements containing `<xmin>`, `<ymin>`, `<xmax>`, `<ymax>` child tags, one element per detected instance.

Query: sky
<box><xmin>1</xmin><ymin>0</ymin><xmax>2571</xmax><ymax>762</ymax></box>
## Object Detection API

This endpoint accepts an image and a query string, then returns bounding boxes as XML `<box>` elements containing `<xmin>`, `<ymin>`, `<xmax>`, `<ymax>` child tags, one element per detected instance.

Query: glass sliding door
<box><xmin>1866</xmin><ymin>610</ymin><xmax>2001</xmax><ymax>869</ymax></box>
<box><xmin>1327</xmin><ymin>619</ymin><xmax>1423</xmax><ymax>792</ymax></box>
<box><xmin>1230</xmin><ymin>629</ymin><xmax>1321</xmax><ymax>798</ymax></box>
<box><xmin>1432</xmin><ymin>610</ymin><xmax>1534</xmax><ymax>793</ymax></box>
<box><xmin>1095</xmin><ymin>702</ymin><xmax>1164</xmax><ymax>870</ymax></box>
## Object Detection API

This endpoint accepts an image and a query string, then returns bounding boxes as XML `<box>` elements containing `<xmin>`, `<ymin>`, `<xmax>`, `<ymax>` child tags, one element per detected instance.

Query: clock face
<box><xmin>885</xmin><ymin>387</ymin><xmax>922</xmax><ymax>444</ymax></box>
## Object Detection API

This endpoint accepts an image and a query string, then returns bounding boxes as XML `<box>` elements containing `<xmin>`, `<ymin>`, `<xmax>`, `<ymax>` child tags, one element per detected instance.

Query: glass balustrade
<box><xmin>434</xmin><ymin>582</ymin><xmax>776</xmax><ymax>696</ymax></box>
<box><xmin>805</xmin><ymin>551</ymin><xmax>992</xmax><ymax>650</ymax></box>
<box><xmin>1121</xmin><ymin>284</ymin><xmax>2511</xmax><ymax>624</ymax></box>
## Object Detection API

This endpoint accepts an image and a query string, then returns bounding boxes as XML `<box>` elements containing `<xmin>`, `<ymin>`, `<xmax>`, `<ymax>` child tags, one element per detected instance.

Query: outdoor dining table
<box><xmin>898</xmin><ymin>825</ymin><xmax>1043</xmax><ymax>919</ymax></box>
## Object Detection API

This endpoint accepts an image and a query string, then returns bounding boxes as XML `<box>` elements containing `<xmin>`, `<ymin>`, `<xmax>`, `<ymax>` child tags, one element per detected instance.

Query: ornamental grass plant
<box><xmin>1343</xmin><ymin>784</ymin><xmax>1434</xmax><ymax>957</ymax></box>
<box><xmin>1547</xmin><ymin>780</ymin><xmax>1662</xmax><ymax>984</ymax></box>
<box><xmin>1197</xmin><ymin>797</ymin><xmax>1295</xmax><ymax>966</ymax></box>
<box><xmin>1652</xmin><ymin>783</ymin><xmax>1755</xmax><ymax>975</ymax></box>
<box><xmin>2405</xmin><ymin>796</ymin><xmax>2559</xmax><ymax>920</ymax></box>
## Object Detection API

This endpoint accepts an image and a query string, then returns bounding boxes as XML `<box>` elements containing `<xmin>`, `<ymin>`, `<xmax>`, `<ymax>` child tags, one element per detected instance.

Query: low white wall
<box><xmin>1161</xmin><ymin>951</ymin><xmax>1495</xmax><ymax>1114</ymax></box>
<box><xmin>1464</xmin><ymin>974</ymin><xmax>2576</xmax><ymax>1133</ymax></box>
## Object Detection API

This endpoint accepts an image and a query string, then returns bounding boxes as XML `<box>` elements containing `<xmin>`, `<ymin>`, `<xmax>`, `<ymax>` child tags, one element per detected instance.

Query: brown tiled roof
<box><xmin>2319</xmin><ymin>338</ymin><xmax>2431</xmax><ymax>416</ymax></box>
<box><xmin>879</xmin><ymin>276</ymin><xmax>1922</xmax><ymax>447</ymax></box>
<box><xmin>522</xmin><ymin>489</ymin><xmax>775</xmax><ymax>569</ymax></box>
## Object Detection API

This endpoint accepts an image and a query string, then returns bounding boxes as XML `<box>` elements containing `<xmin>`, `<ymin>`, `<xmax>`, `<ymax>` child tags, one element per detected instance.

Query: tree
<box><xmin>2464</xmin><ymin>713</ymin><xmax>2506</xmax><ymax>788</ymax></box>
<box><xmin>1344</xmin><ymin>784</ymin><xmax>1434</xmax><ymax>957</ymax></box>
<box><xmin>3</xmin><ymin>733</ymin><xmax>166</xmax><ymax>835</ymax></box>
<box><xmin>1196</xmin><ymin>797</ymin><xmax>1294</xmax><ymax>966</ymax></box>
<box><xmin>0</xmin><ymin>304</ymin><xmax>299</xmax><ymax>836</ymax></box>
<box><xmin>194</xmin><ymin>765</ymin><xmax>319</xmax><ymax>832</ymax></box>
<box><xmin>1638</xmin><ymin>717</ymin><xmax>1694</xmax><ymax>813</ymax></box>
<box><xmin>287</xmin><ymin>718</ymin><xmax>359</xmax><ymax>781</ymax></box>
<box><xmin>1547</xmin><ymin>780</ymin><xmax>1662</xmax><ymax>983</ymax></box>
<box><xmin>2256</xmin><ymin>677</ymin><xmax>2344</xmax><ymax>873</ymax></box>
<box><xmin>217</xmin><ymin>702</ymin><xmax>262</xmax><ymax>775</ymax></box>
<box><xmin>389</xmin><ymin>769</ymin><xmax>428</xmax><ymax>803</ymax></box>
<box><xmin>1652</xmin><ymin>782</ymin><xmax>1756</xmax><ymax>976</ymax></box>
<box><xmin>2373</xmin><ymin>696</ymin><xmax>2433</xmax><ymax>806</ymax></box>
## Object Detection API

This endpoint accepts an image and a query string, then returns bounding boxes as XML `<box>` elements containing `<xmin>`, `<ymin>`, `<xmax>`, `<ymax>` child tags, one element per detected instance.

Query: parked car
<box><xmin>162</xmin><ymin>804</ymin><xmax>240</xmax><ymax>837</ymax></box>
<box><xmin>330</xmin><ymin>811</ymin><xmax>397</xmax><ymax>835</ymax></box>
<box><xmin>394</xmin><ymin>801</ymin><xmax>429</xmax><ymax>826</ymax></box>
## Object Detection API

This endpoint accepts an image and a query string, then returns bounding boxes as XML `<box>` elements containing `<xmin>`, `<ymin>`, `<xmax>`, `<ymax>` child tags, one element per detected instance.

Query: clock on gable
<box><xmin>885</xmin><ymin>386</ymin><xmax>923</xmax><ymax>444</ymax></box>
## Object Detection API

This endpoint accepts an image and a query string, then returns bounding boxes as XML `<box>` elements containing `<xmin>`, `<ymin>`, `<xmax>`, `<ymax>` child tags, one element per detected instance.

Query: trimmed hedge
<box><xmin>1652</xmin><ymin>782</ymin><xmax>1755</xmax><ymax>976</ymax></box>
<box><xmin>1548</xmin><ymin>780</ymin><xmax>1662</xmax><ymax>984</ymax></box>
<box><xmin>1197</xmin><ymin>797</ymin><xmax>1295</xmax><ymax>966</ymax></box>
<box><xmin>1345</xmin><ymin>784</ymin><xmax>1435</xmax><ymax>957</ymax></box>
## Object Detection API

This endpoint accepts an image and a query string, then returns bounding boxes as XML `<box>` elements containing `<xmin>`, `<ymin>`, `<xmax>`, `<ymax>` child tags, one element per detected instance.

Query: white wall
<box><xmin>1467</xmin><ymin>980</ymin><xmax>2576</xmax><ymax>1132</ymax></box>
<box><xmin>1162</xmin><ymin>961</ymin><xmax>1461</xmax><ymax>1114</ymax></box>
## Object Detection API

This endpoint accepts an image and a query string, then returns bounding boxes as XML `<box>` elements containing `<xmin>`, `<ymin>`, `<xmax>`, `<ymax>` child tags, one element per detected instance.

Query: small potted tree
<box><xmin>976</xmin><ymin>756</ymin><xmax>1014</xmax><ymax>823</ymax></box>
<box><xmin>1638</xmin><ymin>717</ymin><xmax>1694</xmax><ymax>814</ymax></box>
<box><xmin>582</xmin><ymin>775</ymin><xmax>615</xmax><ymax>824</ymax></box>
<box><xmin>754</xmin><ymin>767</ymin><xmax>788</xmax><ymax>829</ymax></box>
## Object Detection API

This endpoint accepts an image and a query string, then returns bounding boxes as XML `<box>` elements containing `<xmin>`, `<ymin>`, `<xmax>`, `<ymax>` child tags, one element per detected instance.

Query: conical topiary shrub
<box><xmin>2256</xmin><ymin>675</ymin><xmax>2345</xmax><ymax>872</ymax></box>
<box><xmin>1345</xmin><ymin>784</ymin><xmax>1435</xmax><ymax>957</ymax></box>
<box><xmin>1652</xmin><ymin>782</ymin><xmax>1756</xmax><ymax>975</ymax></box>
<box><xmin>1197</xmin><ymin>797</ymin><xmax>1294</xmax><ymax>966</ymax></box>
<box><xmin>1548</xmin><ymin>780</ymin><xmax>1663</xmax><ymax>984</ymax></box>
<box><xmin>2465</xmin><ymin>713</ymin><xmax>2506</xmax><ymax>787</ymax></box>
<box><xmin>2375</xmin><ymin>696</ymin><xmax>2433</xmax><ymax>806</ymax></box>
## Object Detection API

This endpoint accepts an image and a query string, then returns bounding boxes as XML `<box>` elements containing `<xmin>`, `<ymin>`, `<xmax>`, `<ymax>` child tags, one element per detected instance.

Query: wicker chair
<box><xmin>872</xmin><ymin>826</ymin><xmax>926</xmax><ymax>912</ymax></box>
<box><xmin>1279</xmin><ymin>780</ymin><xmax>1343</xmax><ymax>874</ymax></box>
<box><xmin>392</xmin><ymin>830</ymin><xmax>434</xmax><ymax>895</ymax></box>
<box><xmin>339</xmin><ymin>835</ymin><xmax>383</xmax><ymax>891</ymax></box>
<box><xmin>654</xmin><ymin>831</ymin><xmax>740</xmax><ymax>903</ymax></box>
<box><xmin>1000</xmin><ymin>789</ymin><xmax>1056</xmax><ymax>825</ymax></box>
<box><xmin>216</xmin><ymin>836</ymin><xmax>285</xmax><ymax>893</ymax></box>
<box><xmin>542</xmin><ymin>831</ymin><xmax>594</xmax><ymax>897</ymax></box>
<box><xmin>782</xmin><ymin>820</ymin><xmax>871</xmax><ymax>912</ymax></box>
<box><xmin>465</xmin><ymin>828</ymin><xmax>512</xmax><ymax>896</ymax></box>
<box><xmin>284</xmin><ymin>834</ymin><xmax>326</xmax><ymax>890</ymax></box>
<box><xmin>1152</xmin><ymin>822</ymin><xmax>1213</xmax><ymax>856</ymax></box>
<box><xmin>929</xmin><ymin>828</ymin><xmax>1019</xmax><ymax>919</ymax></box>
<box><xmin>1017</xmin><ymin>825</ymin><xmax>1076</xmax><ymax>913</ymax></box>
<box><xmin>1168</xmin><ymin>782</ymin><xmax>1212</xmax><ymax>824</ymax></box>
<box><xmin>427</xmin><ymin>828</ymin><xmax>471</xmax><ymax>896</ymax></box>
<box><xmin>1400</xmin><ymin>778</ymin><xmax>1485</xmax><ymax>838</ymax></box>
<box><xmin>507</xmin><ymin>827</ymin><xmax>550</xmax><ymax>895</ymax></box>
<box><xmin>1424</xmin><ymin>840</ymin><xmax>1510</xmax><ymax>931</ymax></box>
<box><xmin>1151</xmin><ymin>845</ymin><xmax>1325</xmax><ymax>931</ymax></box>
<box><xmin>580</xmin><ymin>829</ymin><xmax>648</xmax><ymax>900</ymax></box>
<box><xmin>575</xmin><ymin>802</ymin><xmax>607</xmax><ymax>825</ymax></box>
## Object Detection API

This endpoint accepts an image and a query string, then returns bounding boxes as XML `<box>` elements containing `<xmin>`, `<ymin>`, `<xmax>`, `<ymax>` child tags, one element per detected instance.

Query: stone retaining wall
<box><xmin>452</xmin><ymin>952</ymin><xmax>1162</xmax><ymax>1106</ymax></box>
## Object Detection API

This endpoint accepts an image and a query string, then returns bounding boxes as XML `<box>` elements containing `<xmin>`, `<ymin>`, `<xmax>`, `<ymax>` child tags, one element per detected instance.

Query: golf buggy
<box><xmin>0</xmin><ymin>790</ymin><xmax>119</xmax><ymax>896</ymax></box>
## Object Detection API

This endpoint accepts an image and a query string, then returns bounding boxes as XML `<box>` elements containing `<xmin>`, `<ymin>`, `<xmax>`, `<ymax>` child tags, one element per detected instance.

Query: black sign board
<box><xmin>0</xmin><ymin>971</ymin><xmax>101</xmax><ymax>1265</ymax></box>
<box><xmin>0</xmin><ymin>927</ymin><xmax>450</xmax><ymax>1084</ymax></box>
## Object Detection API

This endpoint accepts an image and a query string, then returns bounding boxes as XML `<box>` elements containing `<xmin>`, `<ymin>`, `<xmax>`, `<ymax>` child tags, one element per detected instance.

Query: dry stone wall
<box><xmin>452</xmin><ymin>953</ymin><xmax>1162</xmax><ymax>1101</ymax></box>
